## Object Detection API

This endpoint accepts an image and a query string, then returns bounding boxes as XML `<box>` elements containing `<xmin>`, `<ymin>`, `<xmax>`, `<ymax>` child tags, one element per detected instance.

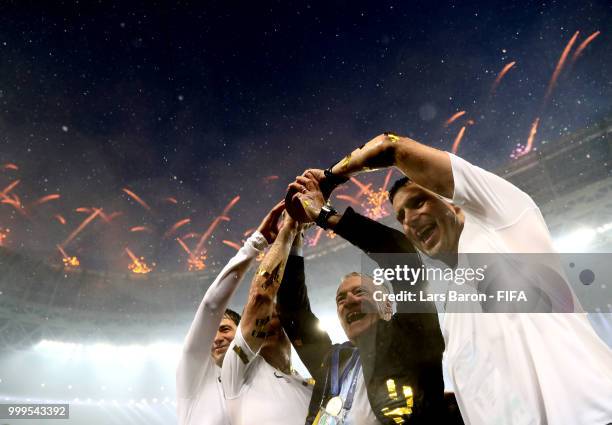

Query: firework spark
<box><xmin>382</xmin><ymin>169</ymin><xmax>393</xmax><ymax>191</ymax></box>
<box><xmin>130</xmin><ymin>226</ymin><xmax>152</xmax><ymax>233</ymax></box>
<box><xmin>444</xmin><ymin>111</ymin><xmax>467</xmax><ymax>127</ymax></box>
<box><xmin>365</xmin><ymin>188</ymin><xmax>390</xmax><ymax>220</ymax></box>
<box><xmin>125</xmin><ymin>247</ymin><xmax>153</xmax><ymax>274</ymax></box>
<box><xmin>75</xmin><ymin>207</ymin><xmax>92</xmax><ymax>213</ymax></box>
<box><xmin>102</xmin><ymin>211</ymin><xmax>123</xmax><ymax>223</ymax></box>
<box><xmin>181</xmin><ymin>232</ymin><xmax>200</xmax><ymax>239</ymax></box>
<box><xmin>336</xmin><ymin>194</ymin><xmax>361</xmax><ymax>206</ymax></box>
<box><xmin>1</xmin><ymin>163</ymin><xmax>18</xmax><ymax>171</ymax></box>
<box><xmin>307</xmin><ymin>228</ymin><xmax>324</xmax><ymax>247</ymax></box>
<box><xmin>176</xmin><ymin>237</ymin><xmax>206</xmax><ymax>271</ymax></box>
<box><xmin>61</xmin><ymin>208</ymin><xmax>101</xmax><ymax>248</ymax></box>
<box><xmin>222</xmin><ymin>196</ymin><xmax>240</xmax><ymax>215</ymax></box>
<box><xmin>512</xmin><ymin>117</ymin><xmax>540</xmax><ymax>158</ymax></box>
<box><xmin>451</xmin><ymin>126</ymin><xmax>467</xmax><ymax>154</ymax></box>
<box><xmin>263</xmin><ymin>175</ymin><xmax>279</xmax><ymax>183</ymax></box>
<box><xmin>1</xmin><ymin>180</ymin><xmax>20</xmax><ymax>196</ymax></box>
<box><xmin>571</xmin><ymin>30</ymin><xmax>601</xmax><ymax>63</ymax></box>
<box><xmin>163</xmin><ymin>197</ymin><xmax>178</xmax><ymax>204</ymax></box>
<box><xmin>122</xmin><ymin>188</ymin><xmax>151</xmax><ymax>211</ymax></box>
<box><xmin>544</xmin><ymin>31</ymin><xmax>580</xmax><ymax>105</ymax></box>
<box><xmin>350</xmin><ymin>177</ymin><xmax>372</xmax><ymax>198</ymax></box>
<box><xmin>222</xmin><ymin>240</ymin><xmax>242</xmax><ymax>250</ymax></box>
<box><xmin>164</xmin><ymin>218</ymin><xmax>191</xmax><ymax>238</ymax></box>
<box><xmin>32</xmin><ymin>194</ymin><xmax>60</xmax><ymax>206</ymax></box>
<box><xmin>194</xmin><ymin>215</ymin><xmax>231</xmax><ymax>255</ymax></box>
<box><xmin>57</xmin><ymin>245</ymin><xmax>79</xmax><ymax>269</ymax></box>
<box><xmin>0</xmin><ymin>228</ymin><xmax>10</xmax><ymax>246</ymax></box>
<box><xmin>490</xmin><ymin>61</ymin><xmax>516</xmax><ymax>94</ymax></box>
<box><xmin>54</xmin><ymin>214</ymin><xmax>66</xmax><ymax>225</ymax></box>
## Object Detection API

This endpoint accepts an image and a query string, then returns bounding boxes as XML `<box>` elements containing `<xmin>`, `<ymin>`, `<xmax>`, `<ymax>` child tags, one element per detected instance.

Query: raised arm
<box><xmin>240</xmin><ymin>212</ymin><xmax>299</xmax><ymax>353</ymax></box>
<box><xmin>329</xmin><ymin>133</ymin><xmax>454</xmax><ymax>199</ymax></box>
<box><xmin>181</xmin><ymin>200</ymin><xmax>285</xmax><ymax>354</ymax></box>
<box><xmin>277</xmin><ymin>230</ymin><xmax>332</xmax><ymax>378</ymax></box>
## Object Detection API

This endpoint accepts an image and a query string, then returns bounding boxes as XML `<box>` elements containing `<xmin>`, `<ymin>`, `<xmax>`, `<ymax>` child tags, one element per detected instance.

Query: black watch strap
<box><xmin>320</xmin><ymin>167</ymin><xmax>349</xmax><ymax>195</ymax></box>
<box><xmin>315</xmin><ymin>204</ymin><xmax>338</xmax><ymax>230</ymax></box>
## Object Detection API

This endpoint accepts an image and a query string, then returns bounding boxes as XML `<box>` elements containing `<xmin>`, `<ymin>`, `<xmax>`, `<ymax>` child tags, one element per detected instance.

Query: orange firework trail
<box><xmin>350</xmin><ymin>177</ymin><xmax>371</xmax><ymax>198</ymax></box>
<box><xmin>122</xmin><ymin>188</ymin><xmax>151</xmax><ymax>211</ymax></box>
<box><xmin>164</xmin><ymin>218</ymin><xmax>191</xmax><ymax>238</ymax></box>
<box><xmin>54</xmin><ymin>214</ymin><xmax>66</xmax><ymax>225</ymax></box>
<box><xmin>521</xmin><ymin>117</ymin><xmax>541</xmax><ymax>157</ymax></box>
<box><xmin>263</xmin><ymin>175</ymin><xmax>279</xmax><ymax>183</ymax></box>
<box><xmin>1</xmin><ymin>180</ymin><xmax>20</xmax><ymax>196</ymax></box>
<box><xmin>221</xmin><ymin>196</ymin><xmax>240</xmax><ymax>215</ymax></box>
<box><xmin>102</xmin><ymin>211</ymin><xmax>122</xmax><ymax>222</ymax></box>
<box><xmin>336</xmin><ymin>194</ymin><xmax>361</xmax><ymax>206</ymax></box>
<box><xmin>571</xmin><ymin>31</ymin><xmax>601</xmax><ymax>63</ymax></box>
<box><xmin>176</xmin><ymin>237</ymin><xmax>193</xmax><ymax>255</ymax></box>
<box><xmin>75</xmin><ymin>207</ymin><xmax>92</xmax><ymax>213</ymax></box>
<box><xmin>176</xmin><ymin>237</ymin><xmax>206</xmax><ymax>271</ymax></box>
<box><xmin>57</xmin><ymin>245</ymin><xmax>79</xmax><ymax>268</ymax></box>
<box><xmin>130</xmin><ymin>226</ymin><xmax>152</xmax><ymax>233</ymax></box>
<box><xmin>222</xmin><ymin>240</ymin><xmax>242</xmax><ymax>251</ymax></box>
<box><xmin>61</xmin><ymin>208</ymin><xmax>101</xmax><ymax>248</ymax></box>
<box><xmin>32</xmin><ymin>194</ymin><xmax>60</xmax><ymax>206</ymax></box>
<box><xmin>243</xmin><ymin>228</ymin><xmax>256</xmax><ymax>237</ymax></box>
<box><xmin>444</xmin><ymin>111</ymin><xmax>467</xmax><ymax>127</ymax></box>
<box><xmin>382</xmin><ymin>169</ymin><xmax>393</xmax><ymax>191</ymax></box>
<box><xmin>194</xmin><ymin>215</ymin><xmax>231</xmax><ymax>255</ymax></box>
<box><xmin>1</xmin><ymin>163</ymin><xmax>18</xmax><ymax>171</ymax></box>
<box><xmin>163</xmin><ymin>197</ymin><xmax>178</xmax><ymax>204</ymax></box>
<box><xmin>490</xmin><ymin>61</ymin><xmax>516</xmax><ymax>94</ymax></box>
<box><xmin>181</xmin><ymin>232</ymin><xmax>200</xmax><ymax>239</ymax></box>
<box><xmin>124</xmin><ymin>247</ymin><xmax>153</xmax><ymax>274</ymax></box>
<box><xmin>451</xmin><ymin>126</ymin><xmax>467</xmax><ymax>154</ymax></box>
<box><xmin>309</xmin><ymin>228</ymin><xmax>324</xmax><ymax>247</ymax></box>
<box><xmin>544</xmin><ymin>31</ymin><xmax>580</xmax><ymax>105</ymax></box>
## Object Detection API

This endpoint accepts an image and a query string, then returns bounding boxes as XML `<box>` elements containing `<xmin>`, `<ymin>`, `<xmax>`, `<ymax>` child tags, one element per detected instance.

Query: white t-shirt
<box><xmin>344</xmin><ymin>371</ymin><xmax>381</xmax><ymax>425</ymax></box>
<box><xmin>443</xmin><ymin>153</ymin><xmax>612</xmax><ymax>425</ymax></box>
<box><xmin>221</xmin><ymin>326</ymin><xmax>313</xmax><ymax>425</ymax></box>
<box><xmin>176</xmin><ymin>232</ymin><xmax>268</xmax><ymax>425</ymax></box>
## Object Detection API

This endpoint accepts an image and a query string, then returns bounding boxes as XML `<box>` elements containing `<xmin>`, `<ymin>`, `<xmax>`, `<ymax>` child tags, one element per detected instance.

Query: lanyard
<box><xmin>331</xmin><ymin>350</ymin><xmax>361</xmax><ymax>401</ymax></box>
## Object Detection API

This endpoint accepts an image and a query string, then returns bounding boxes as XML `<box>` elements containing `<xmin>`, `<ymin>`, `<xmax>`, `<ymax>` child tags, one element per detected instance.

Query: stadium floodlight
<box><xmin>554</xmin><ymin>227</ymin><xmax>596</xmax><ymax>252</ymax></box>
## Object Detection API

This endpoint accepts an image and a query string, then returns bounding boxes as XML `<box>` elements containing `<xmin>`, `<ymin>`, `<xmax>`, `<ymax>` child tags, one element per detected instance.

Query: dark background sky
<box><xmin>0</xmin><ymin>0</ymin><xmax>610</xmax><ymax>272</ymax></box>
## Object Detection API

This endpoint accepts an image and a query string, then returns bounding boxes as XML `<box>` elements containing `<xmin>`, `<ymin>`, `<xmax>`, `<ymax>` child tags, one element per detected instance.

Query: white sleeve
<box><xmin>176</xmin><ymin>231</ymin><xmax>267</xmax><ymax>398</ymax></box>
<box><xmin>221</xmin><ymin>324</ymin><xmax>260</xmax><ymax>399</ymax></box>
<box><xmin>449</xmin><ymin>153</ymin><xmax>538</xmax><ymax>229</ymax></box>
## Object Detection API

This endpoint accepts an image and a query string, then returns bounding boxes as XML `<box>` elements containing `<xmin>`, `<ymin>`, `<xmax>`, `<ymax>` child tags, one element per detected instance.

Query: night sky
<box><xmin>0</xmin><ymin>0</ymin><xmax>610</xmax><ymax>272</ymax></box>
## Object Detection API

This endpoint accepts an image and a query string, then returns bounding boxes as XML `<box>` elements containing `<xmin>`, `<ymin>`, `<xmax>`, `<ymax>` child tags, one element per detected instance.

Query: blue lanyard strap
<box><xmin>330</xmin><ymin>348</ymin><xmax>360</xmax><ymax>397</ymax></box>
<box><xmin>342</xmin><ymin>362</ymin><xmax>361</xmax><ymax>411</ymax></box>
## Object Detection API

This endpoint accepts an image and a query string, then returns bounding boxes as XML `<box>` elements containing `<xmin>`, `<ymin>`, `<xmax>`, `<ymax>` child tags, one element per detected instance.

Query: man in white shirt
<box><xmin>289</xmin><ymin>132</ymin><xmax>612</xmax><ymax>425</ymax></box>
<box><xmin>176</xmin><ymin>201</ymin><xmax>284</xmax><ymax>425</ymax></box>
<box><xmin>221</xmin><ymin>211</ymin><xmax>313</xmax><ymax>425</ymax></box>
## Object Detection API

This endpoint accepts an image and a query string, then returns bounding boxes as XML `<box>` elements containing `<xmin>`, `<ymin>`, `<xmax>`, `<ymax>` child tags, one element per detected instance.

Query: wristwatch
<box><xmin>320</xmin><ymin>167</ymin><xmax>349</xmax><ymax>195</ymax></box>
<box><xmin>315</xmin><ymin>204</ymin><xmax>338</xmax><ymax>230</ymax></box>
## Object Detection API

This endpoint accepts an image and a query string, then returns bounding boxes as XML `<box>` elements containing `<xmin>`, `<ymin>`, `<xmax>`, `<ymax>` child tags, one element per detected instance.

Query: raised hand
<box><xmin>256</xmin><ymin>200</ymin><xmax>286</xmax><ymax>244</ymax></box>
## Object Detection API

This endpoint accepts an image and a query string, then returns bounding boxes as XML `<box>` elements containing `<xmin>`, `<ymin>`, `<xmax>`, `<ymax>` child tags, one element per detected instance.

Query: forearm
<box><xmin>278</xmin><ymin>239</ymin><xmax>333</xmax><ymax>376</ymax></box>
<box><xmin>242</xmin><ymin>224</ymin><xmax>297</xmax><ymax>351</ymax></box>
<box><xmin>183</xmin><ymin>231</ymin><xmax>267</xmax><ymax>353</ymax></box>
<box><xmin>330</xmin><ymin>134</ymin><xmax>453</xmax><ymax>199</ymax></box>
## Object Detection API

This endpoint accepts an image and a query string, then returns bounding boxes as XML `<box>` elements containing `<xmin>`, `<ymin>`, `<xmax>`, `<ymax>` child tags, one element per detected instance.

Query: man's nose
<box><xmin>346</xmin><ymin>292</ymin><xmax>359</xmax><ymax>305</ymax></box>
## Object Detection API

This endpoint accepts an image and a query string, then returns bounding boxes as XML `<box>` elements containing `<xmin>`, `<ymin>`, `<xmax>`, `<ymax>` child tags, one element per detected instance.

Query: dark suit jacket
<box><xmin>278</xmin><ymin>207</ymin><xmax>461</xmax><ymax>424</ymax></box>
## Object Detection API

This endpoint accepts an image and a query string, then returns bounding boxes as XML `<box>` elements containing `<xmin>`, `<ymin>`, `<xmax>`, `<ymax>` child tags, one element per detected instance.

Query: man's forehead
<box><xmin>393</xmin><ymin>183</ymin><xmax>439</xmax><ymax>206</ymax></box>
<box><xmin>337</xmin><ymin>274</ymin><xmax>374</xmax><ymax>294</ymax></box>
<box><xmin>219</xmin><ymin>317</ymin><xmax>236</xmax><ymax>327</ymax></box>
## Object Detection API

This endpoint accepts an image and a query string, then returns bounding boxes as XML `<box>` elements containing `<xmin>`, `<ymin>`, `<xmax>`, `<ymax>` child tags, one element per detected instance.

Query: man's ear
<box><xmin>381</xmin><ymin>300</ymin><xmax>393</xmax><ymax>321</ymax></box>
